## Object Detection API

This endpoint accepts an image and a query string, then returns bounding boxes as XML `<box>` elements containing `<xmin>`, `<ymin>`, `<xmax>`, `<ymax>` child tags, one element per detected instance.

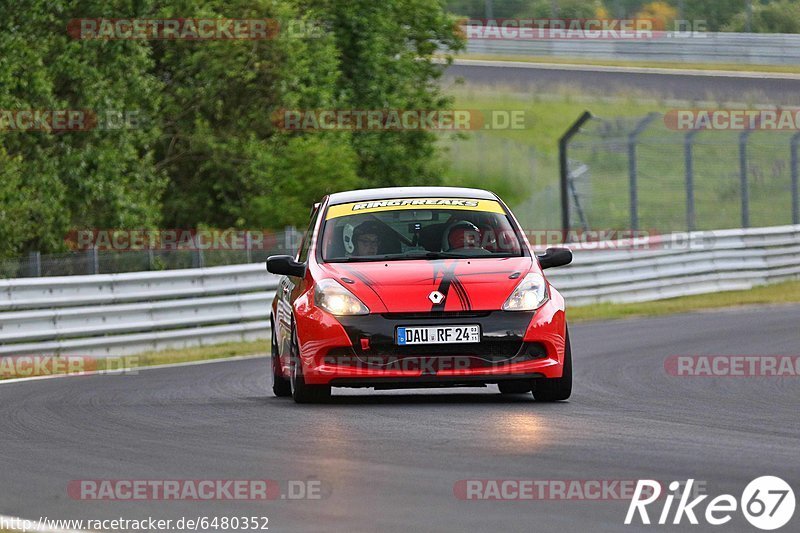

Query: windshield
<box><xmin>319</xmin><ymin>197</ymin><xmax>524</xmax><ymax>262</ymax></box>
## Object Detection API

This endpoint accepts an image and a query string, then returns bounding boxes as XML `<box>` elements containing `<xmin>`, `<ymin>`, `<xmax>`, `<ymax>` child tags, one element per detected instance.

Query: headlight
<box><xmin>314</xmin><ymin>278</ymin><xmax>369</xmax><ymax>316</ymax></box>
<box><xmin>502</xmin><ymin>272</ymin><xmax>548</xmax><ymax>311</ymax></box>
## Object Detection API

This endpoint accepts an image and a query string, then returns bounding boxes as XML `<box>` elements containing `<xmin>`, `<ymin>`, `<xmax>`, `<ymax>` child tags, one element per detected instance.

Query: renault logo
<box><xmin>428</xmin><ymin>291</ymin><xmax>445</xmax><ymax>304</ymax></box>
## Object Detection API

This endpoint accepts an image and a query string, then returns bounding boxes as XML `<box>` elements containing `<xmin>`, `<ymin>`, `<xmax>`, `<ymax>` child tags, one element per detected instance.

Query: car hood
<box><xmin>317</xmin><ymin>256</ymin><xmax>534</xmax><ymax>313</ymax></box>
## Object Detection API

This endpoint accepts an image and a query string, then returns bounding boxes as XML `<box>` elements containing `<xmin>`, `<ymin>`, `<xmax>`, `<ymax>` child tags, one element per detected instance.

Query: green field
<box><xmin>440</xmin><ymin>87</ymin><xmax>799</xmax><ymax>232</ymax></box>
<box><xmin>439</xmin><ymin>88</ymin><xmax>672</xmax><ymax>207</ymax></box>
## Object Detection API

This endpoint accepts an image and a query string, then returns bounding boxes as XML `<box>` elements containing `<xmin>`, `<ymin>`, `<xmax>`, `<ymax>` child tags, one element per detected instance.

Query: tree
<box><xmin>0</xmin><ymin>0</ymin><xmax>164</xmax><ymax>254</ymax></box>
<box><xmin>725</xmin><ymin>0</ymin><xmax>800</xmax><ymax>33</ymax></box>
<box><xmin>150</xmin><ymin>0</ymin><xmax>362</xmax><ymax>229</ymax></box>
<box><xmin>0</xmin><ymin>0</ymin><xmax>466</xmax><ymax>258</ymax></box>
<box><xmin>636</xmin><ymin>1</ymin><xmax>678</xmax><ymax>30</ymax></box>
<box><xmin>305</xmin><ymin>0</ymin><xmax>465</xmax><ymax>188</ymax></box>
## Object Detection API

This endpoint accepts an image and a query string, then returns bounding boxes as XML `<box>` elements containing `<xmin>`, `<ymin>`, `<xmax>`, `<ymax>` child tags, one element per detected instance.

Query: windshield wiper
<box><xmin>326</xmin><ymin>256</ymin><xmax>383</xmax><ymax>262</ymax></box>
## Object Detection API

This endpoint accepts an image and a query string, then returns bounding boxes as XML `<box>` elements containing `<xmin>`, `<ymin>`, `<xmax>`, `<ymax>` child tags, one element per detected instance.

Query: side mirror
<box><xmin>537</xmin><ymin>247</ymin><xmax>572</xmax><ymax>269</ymax></box>
<box><xmin>266</xmin><ymin>255</ymin><xmax>306</xmax><ymax>278</ymax></box>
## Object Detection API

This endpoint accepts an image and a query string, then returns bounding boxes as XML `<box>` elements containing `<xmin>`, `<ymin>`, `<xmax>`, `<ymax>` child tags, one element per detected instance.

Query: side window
<box><xmin>297</xmin><ymin>206</ymin><xmax>320</xmax><ymax>263</ymax></box>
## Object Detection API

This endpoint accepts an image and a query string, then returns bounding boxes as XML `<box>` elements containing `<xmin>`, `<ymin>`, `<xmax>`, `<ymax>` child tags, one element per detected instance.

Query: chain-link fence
<box><xmin>441</xmin><ymin>132</ymin><xmax>564</xmax><ymax>230</ymax></box>
<box><xmin>0</xmin><ymin>229</ymin><xmax>302</xmax><ymax>279</ymax></box>
<box><xmin>562</xmin><ymin>112</ymin><xmax>800</xmax><ymax>233</ymax></box>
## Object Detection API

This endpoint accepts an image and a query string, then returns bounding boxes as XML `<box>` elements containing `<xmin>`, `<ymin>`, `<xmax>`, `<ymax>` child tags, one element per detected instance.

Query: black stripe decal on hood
<box><xmin>339</xmin><ymin>266</ymin><xmax>387</xmax><ymax>308</ymax></box>
<box><xmin>431</xmin><ymin>260</ymin><xmax>468</xmax><ymax>312</ymax></box>
<box><xmin>451</xmin><ymin>276</ymin><xmax>472</xmax><ymax>311</ymax></box>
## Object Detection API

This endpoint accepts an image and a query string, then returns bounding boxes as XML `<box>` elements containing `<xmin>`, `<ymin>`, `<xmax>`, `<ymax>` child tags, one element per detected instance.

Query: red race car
<box><xmin>267</xmin><ymin>187</ymin><xmax>573</xmax><ymax>403</ymax></box>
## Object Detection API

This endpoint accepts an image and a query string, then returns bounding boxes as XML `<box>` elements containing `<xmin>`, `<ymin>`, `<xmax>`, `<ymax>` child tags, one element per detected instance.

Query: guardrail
<box><xmin>0</xmin><ymin>264</ymin><xmax>276</xmax><ymax>356</ymax></box>
<box><xmin>465</xmin><ymin>31</ymin><xmax>800</xmax><ymax>66</ymax></box>
<box><xmin>551</xmin><ymin>225</ymin><xmax>800</xmax><ymax>304</ymax></box>
<box><xmin>0</xmin><ymin>225</ymin><xmax>798</xmax><ymax>357</ymax></box>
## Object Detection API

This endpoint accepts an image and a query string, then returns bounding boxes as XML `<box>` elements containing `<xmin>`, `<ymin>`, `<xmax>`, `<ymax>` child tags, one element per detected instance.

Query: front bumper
<box><xmin>293</xmin><ymin>292</ymin><xmax>567</xmax><ymax>387</ymax></box>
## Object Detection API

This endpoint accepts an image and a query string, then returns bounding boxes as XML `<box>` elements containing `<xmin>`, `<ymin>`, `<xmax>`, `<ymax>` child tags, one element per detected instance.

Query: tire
<box><xmin>498</xmin><ymin>380</ymin><xmax>533</xmax><ymax>394</ymax></box>
<box><xmin>271</xmin><ymin>327</ymin><xmax>292</xmax><ymax>398</ymax></box>
<box><xmin>289</xmin><ymin>330</ymin><xmax>331</xmax><ymax>404</ymax></box>
<box><xmin>532</xmin><ymin>325</ymin><xmax>572</xmax><ymax>402</ymax></box>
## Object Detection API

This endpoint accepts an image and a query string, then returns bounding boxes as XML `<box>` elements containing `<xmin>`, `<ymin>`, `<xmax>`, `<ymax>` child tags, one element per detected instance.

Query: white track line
<box><xmin>0</xmin><ymin>353</ymin><xmax>267</xmax><ymax>386</ymax></box>
<box><xmin>450</xmin><ymin>58</ymin><xmax>800</xmax><ymax>80</ymax></box>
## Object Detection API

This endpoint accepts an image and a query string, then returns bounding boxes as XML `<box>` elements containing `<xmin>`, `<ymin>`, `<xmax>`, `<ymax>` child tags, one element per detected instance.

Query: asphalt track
<box><xmin>1</xmin><ymin>304</ymin><xmax>798</xmax><ymax>532</ymax></box>
<box><xmin>446</xmin><ymin>60</ymin><xmax>800</xmax><ymax>104</ymax></box>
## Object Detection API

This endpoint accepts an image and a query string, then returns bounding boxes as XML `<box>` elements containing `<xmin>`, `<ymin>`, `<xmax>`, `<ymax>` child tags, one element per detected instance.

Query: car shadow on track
<box><xmin>258</xmin><ymin>391</ymin><xmax>571</xmax><ymax>406</ymax></box>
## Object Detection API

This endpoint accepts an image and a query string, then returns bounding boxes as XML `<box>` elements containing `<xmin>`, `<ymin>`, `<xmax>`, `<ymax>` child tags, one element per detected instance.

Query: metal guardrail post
<box><xmin>684</xmin><ymin>130</ymin><xmax>700</xmax><ymax>232</ymax></box>
<box><xmin>791</xmin><ymin>132</ymin><xmax>800</xmax><ymax>225</ymax></box>
<box><xmin>739</xmin><ymin>129</ymin><xmax>752</xmax><ymax>228</ymax></box>
<box><xmin>559</xmin><ymin>111</ymin><xmax>592</xmax><ymax>236</ymax></box>
<box><xmin>628</xmin><ymin>113</ymin><xmax>660</xmax><ymax>232</ymax></box>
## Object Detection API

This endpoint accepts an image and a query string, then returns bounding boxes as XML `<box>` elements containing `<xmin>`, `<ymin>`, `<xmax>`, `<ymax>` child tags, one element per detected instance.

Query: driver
<box><xmin>352</xmin><ymin>220</ymin><xmax>382</xmax><ymax>256</ymax></box>
<box><xmin>445</xmin><ymin>221</ymin><xmax>483</xmax><ymax>251</ymax></box>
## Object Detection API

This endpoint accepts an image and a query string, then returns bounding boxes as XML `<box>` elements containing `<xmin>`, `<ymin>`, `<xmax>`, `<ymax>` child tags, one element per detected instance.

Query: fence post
<box><xmin>559</xmin><ymin>111</ymin><xmax>592</xmax><ymax>236</ymax></box>
<box><xmin>192</xmin><ymin>233</ymin><xmax>205</xmax><ymax>268</ymax></box>
<box><xmin>628</xmin><ymin>113</ymin><xmax>659</xmax><ymax>232</ymax></box>
<box><xmin>791</xmin><ymin>132</ymin><xmax>800</xmax><ymax>225</ymax></box>
<box><xmin>87</xmin><ymin>246</ymin><xmax>99</xmax><ymax>274</ymax></box>
<box><xmin>245</xmin><ymin>231</ymin><xmax>252</xmax><ymax>263</ymax></box>
<box><xmin>284</xmin><ymin>225</ymin><xmax>299</xmax><ymax>255</ymax></box>
<box><xmin>684</xmin><ymin>130</ymin><xmax>699</xmax><ymax>232</ymax></box>
<box><xmin>739</xmin><ymin>129</ymin><xmax>752</xmax><ymax>228</ymax></box>
<box><xmin>28</xmin><ymin>251</ymin><xmax>41</xmax><ymax>277</ymax></box>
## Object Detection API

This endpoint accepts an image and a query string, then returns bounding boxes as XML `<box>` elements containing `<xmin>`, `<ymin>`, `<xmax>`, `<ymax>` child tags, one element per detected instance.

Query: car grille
<box><xmin>334</xmin><ymin>311</ymin><xmax>540</xmax><ymax>360</ymax></box>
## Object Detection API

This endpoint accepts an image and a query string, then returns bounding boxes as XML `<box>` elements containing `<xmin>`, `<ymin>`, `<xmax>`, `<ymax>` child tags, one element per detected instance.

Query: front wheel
<box><xmin>532</xmin><ymin>326</ymin><xmax>572</xmax><ymax>402</ymax></box>
<box><xmin>271</xmin><ymin>328</ymin><xmax>292</xmax><ymax>397</ymax></box>
<box><xmin>289</xmin><ymin>331</ymin><xmax>331</xmax><ymax>404</ymax></box>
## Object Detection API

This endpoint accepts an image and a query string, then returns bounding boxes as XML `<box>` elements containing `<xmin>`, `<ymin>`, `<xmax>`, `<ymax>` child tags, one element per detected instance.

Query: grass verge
<box><xmin>0</xmin><ymin>339</ymin><xmax>268</xmax><ymax>381</ymax></box>
<box><xmin>568</xmin><ymin>280</ymin><xmax>800</xmax><ymax>322</ymax></box>
<box><xmin>128</xmin><ymin>340</ymin><xmax>268</xmax><ymax>367</ymax></box>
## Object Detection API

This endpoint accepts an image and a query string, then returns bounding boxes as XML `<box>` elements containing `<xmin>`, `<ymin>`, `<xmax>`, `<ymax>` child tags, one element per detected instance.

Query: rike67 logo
<box><xmin>625</xmin><ymin>477</ymin><xmax>795</xmax><ymax>530</ymax></box>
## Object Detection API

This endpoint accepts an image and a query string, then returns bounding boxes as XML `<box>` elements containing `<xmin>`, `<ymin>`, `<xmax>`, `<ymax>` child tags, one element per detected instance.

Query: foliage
<box><xmin>0</xmin><ymin>0</ymin><xmax>462</xmax><ymax>257</ymax></box>
<box><xmin>0</xmin><ymin>0</ymin><xmax>163</xmax><ymax>253</ymax></box>
<box><xmin>725</xmin><ymin>0</ymin><xmax>800</xmax><ymax>33</ymax></box>
<box><xmin>635</xmin><ymin>1</ymin><xmax>678</xmax><ymax>30</ymax></box>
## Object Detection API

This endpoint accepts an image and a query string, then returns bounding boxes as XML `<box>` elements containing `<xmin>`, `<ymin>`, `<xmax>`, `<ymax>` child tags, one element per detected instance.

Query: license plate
<box><xmin>396</xmin><ymin>325</ymin><xmax>481</xmax><ymax>345</ymax></box>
